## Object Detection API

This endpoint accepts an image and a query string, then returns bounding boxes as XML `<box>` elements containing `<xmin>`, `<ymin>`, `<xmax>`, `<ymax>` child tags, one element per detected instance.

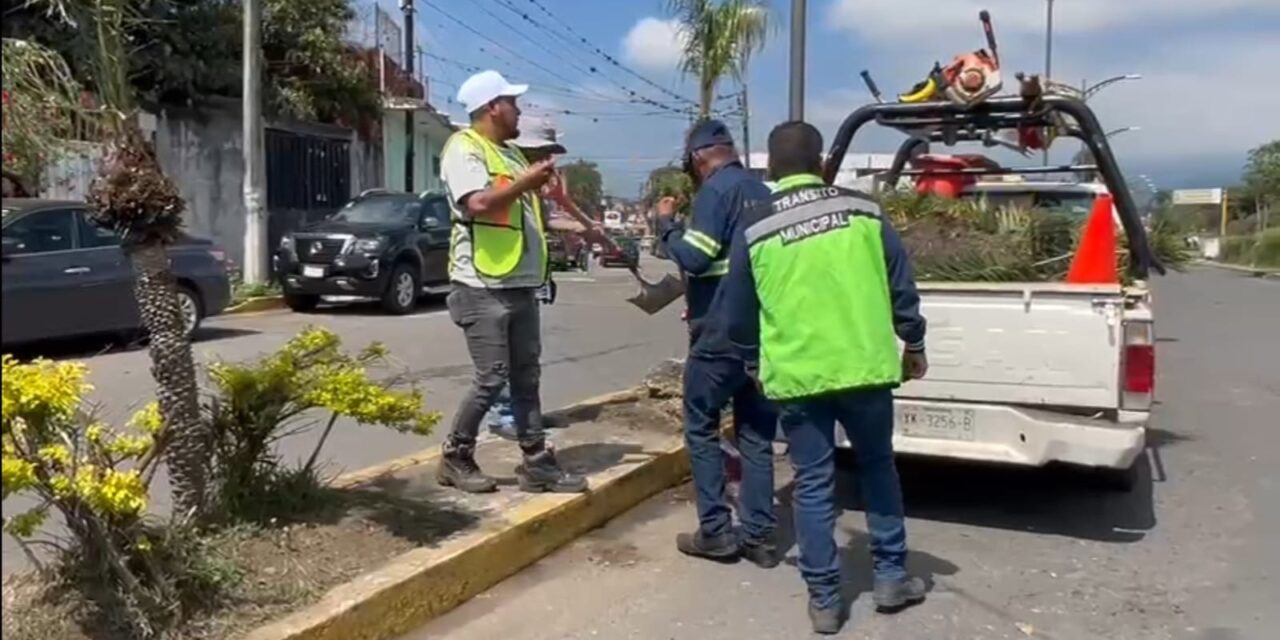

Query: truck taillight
<box><xmin>1122</xmin><ymin>321</ymin><xmax>1155</xmax><ymax>409</ymax></box>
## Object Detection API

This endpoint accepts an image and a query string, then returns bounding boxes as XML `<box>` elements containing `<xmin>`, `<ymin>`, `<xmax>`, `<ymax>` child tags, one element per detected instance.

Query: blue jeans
<box><xmin>683</xmin><ymin>355</ymin><xmax>778</xmax><ymax>542</ymax></box>
<box><xmin>779</xmin><ymin>388</ymin><xmax>907</xmax><ymax>609</ymax></box>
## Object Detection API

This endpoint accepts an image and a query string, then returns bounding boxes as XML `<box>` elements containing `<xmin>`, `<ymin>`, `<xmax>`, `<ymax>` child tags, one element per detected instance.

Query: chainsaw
<box><xmin>865</xmin><ymin>10</ymin><xmax>1004</xmax><ymax>108</ymax></box>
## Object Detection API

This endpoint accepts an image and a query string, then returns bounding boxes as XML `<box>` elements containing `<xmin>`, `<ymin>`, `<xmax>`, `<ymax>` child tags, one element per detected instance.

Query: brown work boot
<box><xmin>515</xmin><ymin>445</ymin><xmax>587</xmax><ymax>493</ymax></box>
<box><xmin>436</xmin><ymin>443</ymin><xmax>498</xmax><ymax>493</ymax></box>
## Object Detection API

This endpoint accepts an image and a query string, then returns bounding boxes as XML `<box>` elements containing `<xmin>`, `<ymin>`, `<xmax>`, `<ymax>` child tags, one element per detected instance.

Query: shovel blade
<box><xmin>626</xmin><ymin>273</ymin><xmax>685</xmax><ymax>315</ymax></box>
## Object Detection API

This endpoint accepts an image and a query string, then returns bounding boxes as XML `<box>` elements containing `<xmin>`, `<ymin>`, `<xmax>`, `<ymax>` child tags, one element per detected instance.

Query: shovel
<box><xmin>557</xmin><ymin>209</ymin><xmax>684</xmax><ymax>315</ymax></box>
<box><xmin>620</xmin><ymin>253</ymin><xmax>684</xmax><ymax>315</ymax></box>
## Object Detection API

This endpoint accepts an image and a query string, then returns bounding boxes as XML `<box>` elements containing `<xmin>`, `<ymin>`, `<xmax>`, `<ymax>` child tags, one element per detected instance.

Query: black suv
<box><xmin>275</xmin><ymin>190</ymin><xmax>452</xmax><ymax>314</ymax></box>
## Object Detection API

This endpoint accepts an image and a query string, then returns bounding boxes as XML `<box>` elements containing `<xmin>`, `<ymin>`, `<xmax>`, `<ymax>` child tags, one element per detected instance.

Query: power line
<box><xmin>515</xmin><ymin>0</ymin><xmax>700</xmax><ymax>109</ymax></box>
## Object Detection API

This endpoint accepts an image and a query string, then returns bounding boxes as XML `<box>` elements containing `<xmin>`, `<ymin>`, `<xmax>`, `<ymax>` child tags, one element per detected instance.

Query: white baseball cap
<box><xmin>457</xmin><ymin>70</ymin><xmax>528</xmax><ymax>114</ymax></box>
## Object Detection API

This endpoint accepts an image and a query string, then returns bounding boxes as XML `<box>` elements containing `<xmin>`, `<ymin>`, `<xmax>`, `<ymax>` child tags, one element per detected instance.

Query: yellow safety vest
<box><xmin>444</xmin><ymin>128</ymin><xmax>546</xmax><ymax>280</ymax></box>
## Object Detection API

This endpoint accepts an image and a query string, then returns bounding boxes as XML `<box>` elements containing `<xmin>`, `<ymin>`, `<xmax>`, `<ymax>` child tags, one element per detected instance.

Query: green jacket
<box><xmin>717</xmin><ymin>174</ymin><xmax>926</xmax><ymax>401</ymax></box>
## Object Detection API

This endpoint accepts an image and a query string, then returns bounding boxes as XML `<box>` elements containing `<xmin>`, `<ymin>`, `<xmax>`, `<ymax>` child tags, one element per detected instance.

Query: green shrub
<box><xmin>204</xmin><ymin>327</ymin><xmax>440</xmax><ymax>522</ymax></box>
<box><xmin>1221</xmin><ymin>229</ymin><xmax>1280</xmax><ymax>267</ymax></box>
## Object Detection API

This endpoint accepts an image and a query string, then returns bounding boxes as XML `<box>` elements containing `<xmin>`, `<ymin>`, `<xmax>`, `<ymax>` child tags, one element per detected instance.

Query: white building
<box><xmin>740</xmin><ymin>152</ymin><xmax>898</xmax><ymax>191</ymax></box>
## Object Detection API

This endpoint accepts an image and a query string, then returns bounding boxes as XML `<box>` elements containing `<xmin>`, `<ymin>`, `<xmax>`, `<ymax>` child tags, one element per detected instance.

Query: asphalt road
<box><xmin>410</xmin><ymin>268</ymin><xmax>1279</xmax><ymax>640</ymax></box>
<box><xmin>1</xmin><ymin>256</ymin><xmax>688</xmax><ymax>573</ymax></box>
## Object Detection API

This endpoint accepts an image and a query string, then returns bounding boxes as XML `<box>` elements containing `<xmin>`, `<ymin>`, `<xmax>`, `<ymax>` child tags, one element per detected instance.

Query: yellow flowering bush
<box><xmin>1</xmin><ymin>355</ymin><xmax>157</xmax><ymax>563</ymax></box>
<box><xmin>205</xmin><ymin>327</ymin><xmax>440</xmax><ymax>518</ymax></box>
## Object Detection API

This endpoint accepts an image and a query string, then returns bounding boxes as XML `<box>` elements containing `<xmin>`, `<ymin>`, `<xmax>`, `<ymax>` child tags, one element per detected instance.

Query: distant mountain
<box><xmin>1125</xmin><ymin>152</ymin><xmax>1247</xmax><ymax>190</ymax></box>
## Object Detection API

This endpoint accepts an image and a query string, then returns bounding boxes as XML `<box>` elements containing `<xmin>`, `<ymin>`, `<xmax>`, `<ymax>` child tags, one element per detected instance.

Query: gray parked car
<box><xmin>1</xmin><ymin>199</ymin><xmax>232</xmax><ymax>347</ymax></box>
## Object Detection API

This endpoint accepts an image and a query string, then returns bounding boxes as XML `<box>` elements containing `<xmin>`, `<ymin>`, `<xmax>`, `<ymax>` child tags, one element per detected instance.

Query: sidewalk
<box><xmin>243</xmin><ymin>386</ymin><xmax>690</xmax><ymax>640</ymax></box>
<box><xmin>1195</xmin><ymin>260</ymin><xmax>1280</xmax><ymax>278</ymax></box>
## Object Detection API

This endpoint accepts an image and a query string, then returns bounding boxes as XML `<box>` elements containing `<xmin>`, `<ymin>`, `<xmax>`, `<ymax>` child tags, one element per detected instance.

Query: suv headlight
<box><xmin>353</xmin><ymin>237</ymin><xmax>384</xmax><ymax>254</ymax></box>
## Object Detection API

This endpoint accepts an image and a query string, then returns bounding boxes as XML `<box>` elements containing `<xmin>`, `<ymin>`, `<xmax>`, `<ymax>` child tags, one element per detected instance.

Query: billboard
<box><xmin>1172</xmin><ymin>188</ymin><xmax>1223</xmax><ymax>206</ymax></box>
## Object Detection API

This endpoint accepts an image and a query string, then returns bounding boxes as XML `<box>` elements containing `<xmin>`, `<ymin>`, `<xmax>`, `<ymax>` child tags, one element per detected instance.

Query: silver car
<box><xmin>1</xmin><ymin>199</ymin><xmax>232</xmax><ymax>346</ymax></box>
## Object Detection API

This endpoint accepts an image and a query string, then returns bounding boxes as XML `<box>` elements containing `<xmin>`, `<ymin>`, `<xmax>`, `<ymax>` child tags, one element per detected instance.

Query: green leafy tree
<box><xmin>262</xmin><ymin>0</ymin><xmax>381</xmax><ymax>128</ymax></box>
<box><xmin>2</xmin><ymin>0</ymin><xmax>378</xmax><ymax>128</ymax></box>
<box><xmin>0</xmin><ymin>37</ymin><xmax>83</xmax><ymax>193</ymax></box>
<box><xmin>562</xmin><ymin>159</ymin><xmax>604</xmax><ymax>217</ymax></box>
<box><xmin>1242</xmin><ymin>139</ymin><xmax>1280</xmax><ymax>216</ymax></box>
<box><xmin>667</xmin><ymin>0</ymin><xmax>771</xmax><ymax>118</ymax></box>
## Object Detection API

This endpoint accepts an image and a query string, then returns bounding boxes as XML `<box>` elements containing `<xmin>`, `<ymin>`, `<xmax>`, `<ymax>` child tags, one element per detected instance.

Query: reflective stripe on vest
<box><xmin>443</xmin><ymin>129</ymin><xmax>546</xmax><ymax>280</ymax></box>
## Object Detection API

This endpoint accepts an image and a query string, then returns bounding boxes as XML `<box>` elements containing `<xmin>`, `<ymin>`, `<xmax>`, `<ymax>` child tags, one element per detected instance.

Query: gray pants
<box><xmin>445</xmin><ymin>284</ymin><xmax>545</xmax><ymax>451</ymax></box>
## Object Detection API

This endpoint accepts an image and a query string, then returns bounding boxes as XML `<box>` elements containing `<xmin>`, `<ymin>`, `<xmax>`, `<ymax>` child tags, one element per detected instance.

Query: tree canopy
<box><xmin>0</xmin><ymin>0</ymin><xmax>380</xmax><ymax>128</ymax></box>
<box><xmin>1242</xmin><ymin>140</ymin><xmax>1280</xmax><ymax>209</ymax></box>
<box><xmin>562</xmin><ymin>159</ymin><xmax>604</xmax><ymax>217</ymax></box>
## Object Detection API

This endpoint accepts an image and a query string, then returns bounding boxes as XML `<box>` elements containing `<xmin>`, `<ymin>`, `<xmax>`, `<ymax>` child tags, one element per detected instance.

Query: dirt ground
<box><xmin>2</xmin><ymin>393</ymin><xmax>685</xmax><ymax>640</ymax></box>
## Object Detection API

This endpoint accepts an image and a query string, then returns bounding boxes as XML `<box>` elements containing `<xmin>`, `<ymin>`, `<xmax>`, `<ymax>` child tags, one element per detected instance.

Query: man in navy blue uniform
<box><xmin>656</xmin><ymin>120</ymin><xmax>778</xmax><ymax>567</ymax></box>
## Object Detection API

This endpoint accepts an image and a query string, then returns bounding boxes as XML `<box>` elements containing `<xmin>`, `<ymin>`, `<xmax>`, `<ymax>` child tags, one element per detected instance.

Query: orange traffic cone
<box><xmin>1066</xmin><ymin>193</ymin><xmax>1119</xmax><ymax>284</ymax></box>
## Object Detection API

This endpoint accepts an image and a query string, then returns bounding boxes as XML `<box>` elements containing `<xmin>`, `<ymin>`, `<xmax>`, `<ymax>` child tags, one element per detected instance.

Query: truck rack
<box><xmin>822</xmin><ymin>94</ymin><xmax>1164</xmax><ymax>278</ymax></box>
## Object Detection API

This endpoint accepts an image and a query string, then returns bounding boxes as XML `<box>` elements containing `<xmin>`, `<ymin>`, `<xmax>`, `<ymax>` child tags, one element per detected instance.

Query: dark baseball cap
<box><xmin>685</xmin><ymin>119</ymin><xmax>735</xmax><ymax>154</ymax></box>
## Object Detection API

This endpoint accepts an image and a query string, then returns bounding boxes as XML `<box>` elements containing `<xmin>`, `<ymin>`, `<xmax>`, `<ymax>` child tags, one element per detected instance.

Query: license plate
<box><xmin>302</xmin><ymin>265</ymin><xmax>326</xmax><ymax>279</ymax></box>
<box><xmin>897</xmin><ymin>405</ymin><xmax>976</xmax><ymax>442</ymax></box>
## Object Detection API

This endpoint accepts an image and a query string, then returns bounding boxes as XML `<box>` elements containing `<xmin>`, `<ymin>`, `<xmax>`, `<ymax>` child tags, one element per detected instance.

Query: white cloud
<box><xmin>807</xmin><ymin>31</ymin><xmax>1280</xmax><ymax>174</ymax></box>
<box><xmin>828</xmin><ymin>0</ymin><xmax>1280</xmax><ymax>42</ymax></box>
<box><xmin>621</xmin><ymin>17</ymin><xmax>688</xmax><ymax>71</ymax></box>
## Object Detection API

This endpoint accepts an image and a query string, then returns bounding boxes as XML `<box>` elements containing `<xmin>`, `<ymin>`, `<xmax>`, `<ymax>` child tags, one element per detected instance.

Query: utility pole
<box><xmin>788</xmin><ymin>0</ymin><xmax>806</xmax><ymax>121</ymax></box>
<box><xmin>401</xmin><ymin>0</ymin><xmax>416</xmax><ymax>193</ymax></box>
<box><xmin>740</xmin><ymin>87</ymin><xmax>751</xmax><ymax>170</ymax></box>
<box><xmin>242</xmin><ymin>0</ymin><xmax>268</xmax><ymax>284</ymax></box>
<box><xmin>1042</xmin><ymin>0</ymin><xmax>1055</xmax><ymax>167</ymax></box>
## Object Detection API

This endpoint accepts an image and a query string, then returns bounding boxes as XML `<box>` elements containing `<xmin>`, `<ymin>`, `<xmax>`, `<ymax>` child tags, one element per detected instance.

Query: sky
<box><xmin>374</xmin><ymin>0</ymin><xmax>1280</xmax><ymax>197</ymax></box>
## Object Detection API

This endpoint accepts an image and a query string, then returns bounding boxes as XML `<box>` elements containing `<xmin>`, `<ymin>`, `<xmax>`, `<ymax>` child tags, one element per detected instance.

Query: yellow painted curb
<box><xmin>328</xmin><ymin>386</ymin><xmax>645</xmax><ymax>490</ymax></box>
<box><xmin>224</xmin><ymin>296</ymin><xmax>287</xmax><ymax>315</ymax></box>
<box><xmin>245</xmin><ymin>386</ymin><xmax>685</xmax><ymax>640</ymax></box>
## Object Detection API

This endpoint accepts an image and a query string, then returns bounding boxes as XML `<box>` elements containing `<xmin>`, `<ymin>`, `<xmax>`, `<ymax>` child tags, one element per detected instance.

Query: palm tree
<box><xmin>40</xmin><ymin>0</ymin><xmax>210</xmax><ymax>518</ymax></box>
<box><xmin>667</xmin><ymin>0</ymin><xmax>771</xmax><ymax>119</ymax></box>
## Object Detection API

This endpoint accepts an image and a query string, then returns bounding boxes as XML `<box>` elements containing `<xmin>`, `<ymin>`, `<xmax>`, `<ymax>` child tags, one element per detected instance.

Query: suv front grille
<box><xmin>295</xmin><ymin>236</ymin><xmax>347</xmax><ymax>264</ymax></box>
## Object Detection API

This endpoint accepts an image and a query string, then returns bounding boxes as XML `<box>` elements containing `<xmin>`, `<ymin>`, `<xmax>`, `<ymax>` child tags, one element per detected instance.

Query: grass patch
<box><xmin>231</xmin><ymin>280</ymin><xmax>282</xmax><ymax>305</ymax></box>
<box><xmin>1221</xmin><ymin>229</ymin><xmax>1280</xmax><ymax>268</ymax></box>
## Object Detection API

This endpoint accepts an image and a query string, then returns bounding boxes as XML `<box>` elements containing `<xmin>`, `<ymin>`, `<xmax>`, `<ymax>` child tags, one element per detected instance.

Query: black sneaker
<box><xmin>515</xmin><ymin>446</ymin><xmax>588</xmax><ymax>493</ymax></box>
<box><xmin>873</xmin><ymin>575</ymin><xmax>928</xmax><ymax>612</ymax></box>
<box><xmin>675</xmin><ymin>530</ymin><xmax>739</xmax><ymax>562</ymax></box>
<box><xmin>435</xmin><ymin>444</ymin><xmax>498</xmax><ymax>493</ymax></box>
<box><xmin>740</xmin><ymin>536</ymin><xmax>779</xmax><ymax>569</ymax></box>
<box><xmin>808</xmin><ymin>601</ymin><xmax>846</xmax><ymax>635</ymax></box>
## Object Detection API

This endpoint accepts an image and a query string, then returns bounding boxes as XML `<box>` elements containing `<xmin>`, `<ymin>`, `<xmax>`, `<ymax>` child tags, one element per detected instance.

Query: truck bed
<box><xmin>899</xmin><ymin>282</ymin><xmax>1129</xmax><ymax>410</ymax></box>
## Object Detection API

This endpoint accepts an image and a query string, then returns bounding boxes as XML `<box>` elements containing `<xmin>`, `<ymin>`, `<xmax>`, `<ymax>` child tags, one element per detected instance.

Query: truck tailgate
<box><xmin>900</xmin><ymin>282</ymin><xmax>1127</xmax><ymax>409</ymax></box>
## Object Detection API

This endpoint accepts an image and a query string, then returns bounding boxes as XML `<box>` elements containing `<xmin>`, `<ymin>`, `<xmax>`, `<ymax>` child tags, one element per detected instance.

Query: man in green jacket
<box><xmin>716</xmin><ymin>121</ymin><xmax>930</xmax><ymax>634</ymax></box>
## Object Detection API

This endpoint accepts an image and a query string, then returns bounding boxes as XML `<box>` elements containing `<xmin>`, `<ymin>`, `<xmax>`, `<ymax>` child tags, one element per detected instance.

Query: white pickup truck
<box><xmin>836</xmin><ymin>281</ymin><xmax>1154</xmax><ymax>489</ymax></box>
<box><xmin>821</xmin><ymin>94</ymin><xmax>1165</xmax><ymax>491</ymax></box>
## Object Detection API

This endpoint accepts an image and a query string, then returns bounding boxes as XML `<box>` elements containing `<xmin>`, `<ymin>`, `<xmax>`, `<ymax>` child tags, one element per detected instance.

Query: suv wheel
<box><xmin>285</xmin><ymin>293</ymin><xmax>320</xmax><ymax>313</ymax></box>
<box><xmin>382</xmin><ymin>263</ymin><xmax>420</xmax><ymax>315</ymax></box>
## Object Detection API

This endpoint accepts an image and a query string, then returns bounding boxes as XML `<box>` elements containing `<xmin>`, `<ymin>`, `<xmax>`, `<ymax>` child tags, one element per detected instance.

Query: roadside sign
<box><xmin>1172</xmin><ymin>188</ymin><xmax>1223</xmax><ymax>205</ymax></box>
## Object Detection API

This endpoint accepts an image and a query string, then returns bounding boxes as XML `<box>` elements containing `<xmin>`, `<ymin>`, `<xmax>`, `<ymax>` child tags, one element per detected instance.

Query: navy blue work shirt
<box><xmin>658</xmin><ymin>161</ymin><xmax>771</xmax><ymax>359</ymax></box>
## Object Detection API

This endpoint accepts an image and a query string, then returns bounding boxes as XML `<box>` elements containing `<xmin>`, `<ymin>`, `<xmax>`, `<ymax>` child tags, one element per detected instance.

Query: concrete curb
<box><xmin>224</xmin><ymin>295</ymin><xmax>287</xmax><ymax>315</ymax></box>
<box><xmin>244</xmin><ymin>386</ymin><xmax>682</xmax><ymax>640</ymax></box>
<box><xmin>1194</xmin><ymin>260</ymin><xmax>1280</xmax><ymax>279</ymax></box>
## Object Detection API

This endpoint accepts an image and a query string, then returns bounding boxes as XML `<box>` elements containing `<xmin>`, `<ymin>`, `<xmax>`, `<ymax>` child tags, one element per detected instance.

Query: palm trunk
<box><xmin>128</xmin><ymin>242</ymin><xmax>207</xmax><ymax>519</ymax></box>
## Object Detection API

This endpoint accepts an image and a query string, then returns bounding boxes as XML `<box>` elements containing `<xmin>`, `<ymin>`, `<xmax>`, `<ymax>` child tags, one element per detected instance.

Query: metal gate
<box><xmin>265</xmin><ymin>127</ymin><xmax>351</xmax><ymax>251</ymax></box>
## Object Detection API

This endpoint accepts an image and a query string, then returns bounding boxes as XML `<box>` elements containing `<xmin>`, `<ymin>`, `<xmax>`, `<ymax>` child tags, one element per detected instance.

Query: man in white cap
<box><xmin>484</xmin><ymin>119</ymin><xmax>571</xmax><ymax>440</ymax></box>
<box><xmin>437</xmin><ymin>70</ymin><xmax>589</xmax><ymax>494</ymax></box>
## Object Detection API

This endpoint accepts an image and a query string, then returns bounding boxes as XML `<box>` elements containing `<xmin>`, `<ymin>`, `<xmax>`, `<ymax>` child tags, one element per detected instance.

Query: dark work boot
<box><xmin>515</xmin><ymin>445</ymin><xmax>588</xmax><ymax>493</ymax></box>
<box><xmin>740</xmin><ymin>535</ymin><xmax>779</xmax><ymax>569</ymax></box>
<box><xmin>808</xmin><ymin>601</ymin><xmax>847</xmax><ymax>635</ymax></box>
<box><xmin>675</xmin><ymin>530</ymin><xmax>740</xmax><ymax>562</ymax></box>
<box><xmin>436</xmin><ymin>443</ymin><xmax>498</xmax><ymax>493</ymax></box>
<box><xmin>873</xmin><ymin>575</ymin><xmax>928</xmax><ymax>612</ymax></box>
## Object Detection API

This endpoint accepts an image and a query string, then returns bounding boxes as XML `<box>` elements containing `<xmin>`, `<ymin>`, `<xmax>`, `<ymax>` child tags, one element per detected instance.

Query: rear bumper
<box><xmin>836</xmin><ymin>399</ymin><xmax>1147</xmax><ymax>470</ymax></box>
